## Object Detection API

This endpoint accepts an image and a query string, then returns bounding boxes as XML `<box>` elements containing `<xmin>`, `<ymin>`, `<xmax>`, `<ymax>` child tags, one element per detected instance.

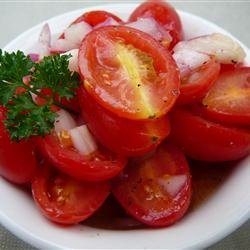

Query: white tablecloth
<box><xmin>0</xmin><ymin>1</ymin><xmax>249</xmax><ymax>249</ymax></box>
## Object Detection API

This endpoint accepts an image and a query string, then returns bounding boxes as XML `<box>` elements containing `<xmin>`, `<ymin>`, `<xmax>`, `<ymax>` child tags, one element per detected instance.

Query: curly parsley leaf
<box><xmin>0</xmin><ymin>49</ymin><xmax>34</xmax><ymax>105</ymax></box>
<box><xmin>0</xmin><ymin>50</ymin><xmax>80</xmax><ymax>141</ymax></box>
<box><xmin>32</xmin><ymin>54</ymin><xmax>79</xmax><ymax>101</ymax></box>
<box><xmin>4</xmin><ymin>93</ymin><xmax>57</xmax><ymax>140</ymax></box>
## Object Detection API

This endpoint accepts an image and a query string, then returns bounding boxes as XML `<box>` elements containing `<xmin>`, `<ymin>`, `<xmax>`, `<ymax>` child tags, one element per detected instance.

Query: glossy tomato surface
<box><xmin>129</xmin><ymin>0</ymin><xmax>183</xmax><ymax>49</ymax></box>
<box><xmin>177</xmin><ymin>59</ymin><xmax>220</xmax><ymax>105</ymax></box>
<box><xmin>32</xmin><ymin>162</ymin><xmax>110</xmax><ymax>224</ymax></box>
<box><xmin>201</xmin><ymin>67</ymin><xmax>250</xmax><ymax>126</ymax></box>
<box><xmin>0</xmin><ymin>107</ymin><xmax>37</xmax><ymax>184</ymax></box>
<box><xmin>112</xmin><ymin>143</ymin><xmax>192</xmax><ymax>227</ymax></box>
<box><xmin>78</xmin><ymin>87</ymin><xmax>170</xmax><ymax>156</ymax></box>
<box><xmin>170</xmin><ymin>108</ymin><xmax>250</xmax><ymax>161</ymax></box>
<box><xmin>73</xmin><ymin>10</ymin><xmax>123</xmax><ymax>27</ymax></box>
<box><xmin>79</xmin><ymin>26</ymin><xmax>180</xmax><ymax>120</ymax></box>
<box><xmin>37</xmin><ymin>133</ymin><xmax>127</xmax><ymax>182</ymax></box>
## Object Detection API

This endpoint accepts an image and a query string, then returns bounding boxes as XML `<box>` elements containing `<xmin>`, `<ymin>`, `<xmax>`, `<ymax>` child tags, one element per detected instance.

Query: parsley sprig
<box><xmin>0</xmin><ymin>49</ymin><xmax>80</xmax><ymax>141</ymax></box>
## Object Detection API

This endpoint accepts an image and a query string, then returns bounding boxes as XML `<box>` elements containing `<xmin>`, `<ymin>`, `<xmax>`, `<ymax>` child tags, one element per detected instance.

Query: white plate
<box><xmin>1</xmin><ymin>3</ymin><xmax>250</xmax><ymax>250</ymax></box>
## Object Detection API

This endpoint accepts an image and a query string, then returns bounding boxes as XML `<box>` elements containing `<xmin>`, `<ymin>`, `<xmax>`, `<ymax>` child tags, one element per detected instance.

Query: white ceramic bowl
<box><xmin>1</xmin><ymin>4</ymin><xmax>250</xmax><ymax>249</ymax></box>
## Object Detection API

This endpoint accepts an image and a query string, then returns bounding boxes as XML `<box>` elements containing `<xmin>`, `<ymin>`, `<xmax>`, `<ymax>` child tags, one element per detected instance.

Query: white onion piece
<box><xmin>51</xmin><ymin>21</ymin><xmax>92</xmax><ymax>53</ymax></box>
<box><xmin>94</xmin><ymin>17</ymin><xmax>120</xmax><ymax>29</ymax></box>
<box><xmin>126</xmin><ymin>17</ymin><xmax>172</xmax><ymax>43</ymax></box>
<box><xmin>69</xmin><ymin>125</ymin><xmax>97</xmax><ymax>156</ymax></box>
<box><xmin>64</xmin><ymin>21</ymin><xmax>92</xmax><ymax>46</ymax></box>
<box><xmin>173</xmin><ymin>33</ymin><xmax>246</xmax><ymax>64</ymax></box>
<box><xmin>37</xmin><ymin>23</ymin><xmax>51</xmax><ymax>59</ymax></box>
<box><xmin>61</xmin><ymin>49</ymin><xmax>79</xmax><ymax>72</ymax></box>
<box><xmin>50</xmin><ymin>39</ymin><xmax>73</xmax><ymax>53</ymax></box>
<box><xmin>173</xmin><ymin>49</ymin><xmax>210</xmax><ymax>78</ymax></box>
<box><xmin>54</xmin><ymin>110</ymin><xmax>77</xmax><ymax>133</ymax></box>
<box><xmin>158</xmin><ymin>175</ymin><xmax>187</xmax><ymax>197</ymax></box>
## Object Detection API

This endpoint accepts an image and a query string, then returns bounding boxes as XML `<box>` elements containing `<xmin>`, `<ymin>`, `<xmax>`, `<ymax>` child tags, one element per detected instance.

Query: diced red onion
<box><xmin>51</xmin><ymin>21</ymin><xmax>92</xmax><ymax>52</ymax></box>
<box><xmin>37</xmin><ymin>23</ymin><xmax>51</xmax><ymax>59</ymax></box>
<box><xmin>94</xmin><ymin>17</ymin><xmax>120</xmax><ymax>29</ymax></box>
<box><xmin>158</xmin><ymin>175</ymin><xmax>187</xmax><ymax>197</ymax></box>
<box><xmin>69</xmin><ymin>125</ymin><xmax>97</xmax><ymax>156</ymax></box>
<box><xmin>22</xmin><ymin>75</ymin><xmax>31</xmax><ymax>85</ymax></box>
<box><xmin>61</xmin><ymin>49</ymin><xmax>79</xmax><ymax>72</ymax></box>
<box><xmin>28</xmin><ymin>53</ymin><xmax>40</xmax><ymax>62</ymax></box>
<box><xmin>173</xmin><ymin>33</ymin><xmax>246</xmax><ymax>64</ymax></box>
<box><xmin>173</xmin><ymin>49</ymin><xmax>210</xmax><ymax>78</ymax></box>
<box><xmin>54</xmin><ymin>109</ymin><xmax>77</xmax><ymax>133</ymax></box>
<box><xmin>126</xmin><ymin>17</ymin><xmax>172</xmax><ymax>43</ymax></box>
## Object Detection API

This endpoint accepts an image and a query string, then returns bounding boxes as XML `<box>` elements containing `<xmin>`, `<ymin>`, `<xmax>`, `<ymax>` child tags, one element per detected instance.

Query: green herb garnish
<box><xmin>0</xmin><ymin>49</ymin><xmax>79</xmax><ymax>140</ymax></box>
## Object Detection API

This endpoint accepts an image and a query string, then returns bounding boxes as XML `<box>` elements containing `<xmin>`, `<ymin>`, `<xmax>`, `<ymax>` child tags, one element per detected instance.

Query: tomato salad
<box><xmin>0</xmin><ymin>0</ymin><xmax>249</xmax><ymax>227</ymax></box>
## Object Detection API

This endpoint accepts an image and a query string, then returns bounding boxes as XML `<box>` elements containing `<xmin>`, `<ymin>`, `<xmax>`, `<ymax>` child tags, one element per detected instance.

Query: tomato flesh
<box><xmin>201</xmin><ymin>67</ymin><xmax>250</xmax><ymax>126</ymax></box>
<box><xmin>78</xmin><ymin>87</ymin><xmax>170</xmax><ymax>156</ymax></box>
<box><xmin>0</xmin><ymin>107</ymin><xmax>37</xmax><ymax>184</ymax></box>
<box><xmin>112</xmin><ymin>143</ymin><xmax>192</xmax><ymax>227</ymax></box>
<box><xmin>177</xmin><ymin>59</ymin><xmax>220</xmax><ymax>105</ymax></box>
<box><xmin>32</xmin><ymin>162</ymin><xmax>110</xmax><ymax>224</ymax></box>
<box><xmin>37</xmin><ymin>134</ymin><xmax>127</xmax><ymax>182</ymax></box>
<box><xmin>170</xmin><ymin>108</ymin><xmax>250</xmax><ymax>161</ymax></box>
<box><xmin>129</xmin><ymin>0</ymin><xmax>183</xmax><ymax>49</ymax></box>
<box><xmin>79</xmin><ymin>26</ymin><xmax>180</xmax><ymax>120</ymax></box>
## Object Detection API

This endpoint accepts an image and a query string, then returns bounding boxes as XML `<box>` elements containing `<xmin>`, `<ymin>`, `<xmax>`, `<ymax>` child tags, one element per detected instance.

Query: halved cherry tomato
<box><xmin>177</xmin><ymin>59</ymin><xmax>220</xmax><ymax>105</ymax></box>
<box><xmin>112</xmin><ymin>143</ymin><xmax>192</xmax><ymax>227</ymax></box>
<box><xmin>129</xmin><ymin>0</ymin><xmax>183</xmax><ymax>49</ymax></box>
<box><xmin>37</xmin><ymin>133</ymin><xmax>127</xmax><ymax>182</ymax></box>
<box><xmin>170</xmin><ymin>108</ymin><xmax>250</xmax><ymax>161</ymax></box>
<box><xmin>32</xmin><ymin>161</ymin><xmax>110</xmax><ymax>224</ymax></box>
<box><xmin>0</xmin><ymin>107</ymin><xmax>37</xmax><ymax>184</ymax></box>
<box><xmin>78</xmin><ymin>26</ymin><xmax>180</xmax><ymax>120</ymax></box>
<box><xmin>200</xmin><ymin>67</ymin><xmax>250</xmax><ymax>126</ymax></box>
<box><xmin>78</xmin><ymin>87</ymin><xmax>170</xmax><ymax>156</ymax></box>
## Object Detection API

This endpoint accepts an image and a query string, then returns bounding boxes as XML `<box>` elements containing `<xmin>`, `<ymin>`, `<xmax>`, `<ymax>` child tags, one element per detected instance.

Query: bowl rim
<box><xmin>1</xmin><ymin>3</ymin><xmax>250</xmax><ymax>250</ymax></box>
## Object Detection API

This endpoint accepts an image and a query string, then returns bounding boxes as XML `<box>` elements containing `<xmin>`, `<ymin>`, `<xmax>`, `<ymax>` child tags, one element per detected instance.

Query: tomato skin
<box><xmin>200</xmin><ymin>67</ymin><xmax>250</xmax><ymax>126</ymax></box>
<box><xmin>112</xmin><ymin>143</ymin><xmax>192</xmax><ymax>227</ymax></box>
<box><xmin>78</xmin><ymin>26</ymin><xmax>180</xmax><ymax>120</ymax></box>
<box><xmin>78</xmin><ymin>87</ymin><xmax>171</xmax><ymax>156</ymax></box>
<box><xmin>170</xmin><ymin>108</ymin><xmax>250</xmax><ymax>162</ymax></box>
<box><xmin>73</xmin><ymin>10</ymin><xmax>123</xmax><ymax>27</ymax></box>
<box><xmin>129</xmin><ymin>0</ymin><xmax>183</xmax><ymax>49</ymax></box>
<box><xmin>37</xmin><ymin>134</ymin><xmax>127</xmax><ymax>182</ymax></box>
<box><xmin>32</xmin><ymin>162</ymin><xmax>110</xmax><ymax>224</ymax></box>
<box><xmin>0</xmin><ymin>107</ymin><xmax>37</xmax><ymax>184</ymax></box>
<box><xmin>177</xmin><ymin>59</ymin><xmax>221</xmax><ymax>105</ymax></box>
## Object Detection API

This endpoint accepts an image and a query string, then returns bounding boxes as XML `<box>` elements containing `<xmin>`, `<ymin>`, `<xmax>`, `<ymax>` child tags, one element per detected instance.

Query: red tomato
<box><xmin>0</xmin><ymin>107</ymin><xmax>37</xmax><ymax>184</ymax></box>
<box><xmin>73</xmin><ymin>10</ymin><xmax>123</xmax><ymax>27</ymax></box>
<box><xmin>177</xmin><ymin>59</ymin><xmax>220</xmax><ymax>105</ymax></box>
<box><xmin>201</xmin><ymin>67</ymin><xmax>250</xmax><ymax>126</ymax></box>
<box><xmin>129</xmin><ymin>0</ymin><xmax>183</xmax><ymax>49</ymax></box>
<box><xmin>32</xmin><ymin>162</ymin><xmax>110</xmax><ymax>224</ymax></box>
<box><xmin>78</xmin><ymin>26</ymin><xmax>180</xmax><ymax>120</ymax></box>
<box><xmin>170</xmin><ymin>108</ymin><xmax>250</xmax><ymax>161</ymax></box>
<box><xmin>112</xmin><ymin>143</ymin><xmax>192</xmax><ymax>227</ymax></box>
<box><xmin>37</xmin><ymin>133</ymin><xmax>127</xmax><ymax>182</ymax></box>
<box><xmin>78</xmin><ymin>87</ymin><xmax>171</xmax><ymax>156</ymax></box>
<box><xmin>35</xmin><ymin>88</ymin><xmax>80</xmax><ymax>113</ymax></box>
